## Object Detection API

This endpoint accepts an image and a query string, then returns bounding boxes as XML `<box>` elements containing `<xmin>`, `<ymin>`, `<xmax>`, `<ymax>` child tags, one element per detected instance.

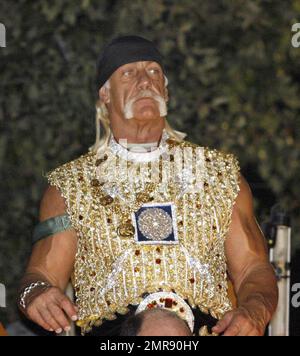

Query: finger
<box><xmin>27</xmin><ymin>304</ymin><xmax>54</xmax><ymax>332</ymax></box>
<box><xmin>223</xmin><ymin>322</ymin><xmax>241</xmax><ymax>336</ymax></box>
<box><xmin>212</xmin><ymin>312</ymin><xmax>234</xmax><ymax>334</ymax></box>
<box><xmin>35</xmin><ymin>313</ymin><xmax>54</xmax><ymax>332</ymax></box>
<box><xmin>31</xmin><ymin>310</ymin><xmax>54</xmax><ymax>333</ymax></box>
<box><xmin>38</xmin><ymin>305</ymin><xmax>63</xmax><ymax>334</ymax></box>
<box><xmin>36</xmin><ymin>316</ymin><xmax>54</xmax><ymax>333</ymax></box>
<box><xmin>48</xmin><ymin>303</ymin><xmax>71</xmax><ymax>332</ymax></box>
<box><xmin>59</xmin><ymin>297</ymin><xmax>78</xmax><ymax>321</ymax></box>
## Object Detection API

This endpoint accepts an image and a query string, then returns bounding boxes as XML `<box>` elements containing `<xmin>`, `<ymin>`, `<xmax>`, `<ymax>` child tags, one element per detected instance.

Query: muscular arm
<box><xmin>213</xmin><ymin>175</ymin><xmax>278</xmax><ymax>336</ymax></box>
<box><xmin>19</xmin><ymin>185</ymin><xmax>78</xmax><ymax>333</ymax></box>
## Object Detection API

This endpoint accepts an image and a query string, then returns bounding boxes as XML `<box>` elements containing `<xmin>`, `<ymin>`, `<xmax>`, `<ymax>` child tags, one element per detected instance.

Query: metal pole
<box><xmin>269</xmin><ymin>226</ymin><xmax>291</xmax><ymax>336</ymax></box>
<box><xmin>265</xmin><ymin>205</ymin><xmax>291</xmax><ymax>336</ymax></box>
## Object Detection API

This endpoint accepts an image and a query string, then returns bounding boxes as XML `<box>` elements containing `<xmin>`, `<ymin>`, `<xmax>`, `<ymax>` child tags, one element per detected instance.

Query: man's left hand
<box><xmin>212</xmin><ymin>306</ymin><xmax>267</xmax><ymax>336</ymax></box>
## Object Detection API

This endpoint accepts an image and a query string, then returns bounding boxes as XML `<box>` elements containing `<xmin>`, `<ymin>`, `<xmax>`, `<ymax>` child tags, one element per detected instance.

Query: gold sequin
<box><xmin>136</xmin><ymin>192</ymin><xmax>151</xmax><ymax>203</ymax></box>
<box><xmin>99</xmin><ymin>195</ymin><xmax>114</xmax><ymax>206</ymax></box>
<box><xmin>117</xmin><ymin>223</ymin><xmax>135</xmax><ymax>238</ymax></box>
<box><xmin>91</xmin><ymin>178</ymin><xmax>100</xmax><ymax>187</ymax></box>
<box><xmin>95</xmin><ymin>154</ymin><xmax>108</xmax><ymax>166</ymax></box>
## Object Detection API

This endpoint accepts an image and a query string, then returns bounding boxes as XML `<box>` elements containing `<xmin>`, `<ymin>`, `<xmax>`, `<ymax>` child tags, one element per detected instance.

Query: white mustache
<box><xmin>131</xmin><ymin>90</ymin><xmax>161</xmax><ymax>101</ymax></box>
<box><xmin>124</xmin><ymin>90</ymin><xmax>167</xmax><ymax>119</ymax></box>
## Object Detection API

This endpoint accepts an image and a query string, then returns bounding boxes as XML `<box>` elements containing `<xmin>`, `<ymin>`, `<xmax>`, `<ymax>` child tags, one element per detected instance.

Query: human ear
<box><xmin>99</xmin><ymin>86</ymin><xmax>110</xmax><ymax>104</ymax></box>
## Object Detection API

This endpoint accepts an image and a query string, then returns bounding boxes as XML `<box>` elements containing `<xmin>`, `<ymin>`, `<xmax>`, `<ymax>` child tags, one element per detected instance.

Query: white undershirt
<box><xmin>125</xmin><ymin>142</ymin><xmax>159</xmax><ymax>153</ymax></box>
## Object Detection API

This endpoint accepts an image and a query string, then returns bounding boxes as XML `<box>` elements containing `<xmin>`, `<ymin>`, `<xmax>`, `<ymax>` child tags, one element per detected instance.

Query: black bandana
<box><xmin>96</xmin><ymin>36</ymin><xmax>165</xmax><ymax>90</ymax></box>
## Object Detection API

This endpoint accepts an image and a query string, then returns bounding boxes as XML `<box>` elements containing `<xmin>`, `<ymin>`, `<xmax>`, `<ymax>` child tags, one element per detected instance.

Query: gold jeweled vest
<box><xmin>46</xmin><ymin>131</ymin><xmax>240</xmax><ymax>334</ymax></box>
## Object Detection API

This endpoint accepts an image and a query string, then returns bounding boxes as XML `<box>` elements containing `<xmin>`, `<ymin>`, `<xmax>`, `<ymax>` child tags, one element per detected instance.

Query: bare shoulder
<box><xmin>234</xmin><ymin>174</ymin><xmax>254</xmax><ymax>214</ymax></box>
<box><xmin>39</xmin><ymin>185</ymin><xmax>67</xmax><ymax>221</ymax></box>
<box><xmin>239</xmin><ymin>174</ymin><xmax>251</xmax><ymax>194</ymax></box>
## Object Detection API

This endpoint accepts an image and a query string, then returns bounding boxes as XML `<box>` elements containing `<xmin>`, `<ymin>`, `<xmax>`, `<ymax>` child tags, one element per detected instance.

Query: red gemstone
<box><xmin>165</xmin><ymin>298</ymin><xmax>173</xmax><ymax>308</ymax></box>
<box><xmin>156</xmin><ymin>259</ymin><xmax>161</xmax><ymax>264</ymax></box>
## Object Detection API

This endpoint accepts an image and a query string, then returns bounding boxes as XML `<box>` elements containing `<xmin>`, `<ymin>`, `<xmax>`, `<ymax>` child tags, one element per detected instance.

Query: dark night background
<box><xmin>0</xmin><ymin>0</ymin><xmax>299</xmax><ymax>335</ymax></box>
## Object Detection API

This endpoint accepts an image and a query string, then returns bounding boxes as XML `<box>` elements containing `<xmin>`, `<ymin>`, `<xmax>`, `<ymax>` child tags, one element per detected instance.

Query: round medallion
<box><xmin>138</xmin><ymin>208</ymin><xmax>173</xmax><ymax>241</ymax></box>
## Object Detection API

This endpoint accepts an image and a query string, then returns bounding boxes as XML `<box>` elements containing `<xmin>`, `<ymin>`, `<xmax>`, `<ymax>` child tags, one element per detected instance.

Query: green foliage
<box><xmin>1</xmin><ymin>0</ymin><xmax>299</xmax><ymax>325</ymax></box>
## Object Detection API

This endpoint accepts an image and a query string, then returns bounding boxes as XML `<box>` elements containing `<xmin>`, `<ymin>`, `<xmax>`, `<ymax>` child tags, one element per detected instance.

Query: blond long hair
<box><xmin>89</xmin><ymin>99</ymin><xmax>187</xmax><ymax>155</ymax></box>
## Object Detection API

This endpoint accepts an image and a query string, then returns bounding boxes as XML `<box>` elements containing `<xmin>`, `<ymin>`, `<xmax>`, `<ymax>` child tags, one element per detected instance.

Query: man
<box><xmin>19</xmin><ymin>36</ymin><xmax>278</xmax><ymax>336</ymax></box>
